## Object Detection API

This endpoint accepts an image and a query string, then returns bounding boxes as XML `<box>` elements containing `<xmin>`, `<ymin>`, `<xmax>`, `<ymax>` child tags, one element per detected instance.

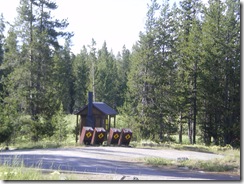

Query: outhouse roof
<box><xmin>93</xmin><ymin>102</ymin><xmax>117</xmax><ymax>115</ymax></box>
<box><xmin>75</xmin><ymin>102</ymin><xmax>117</xmax><ymax>116</ymax></box>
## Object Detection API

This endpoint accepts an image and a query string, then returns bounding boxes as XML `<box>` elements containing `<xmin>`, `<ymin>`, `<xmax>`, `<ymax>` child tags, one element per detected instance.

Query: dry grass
<box><xmin>0</xmin><ymin>165</ymin><xmax>116</xmax><ymax>180</ymax></box>
<box><xmin>144</xmin><ymin>147</ymin><xmax>240</xmax><ymax>175</ymax></box>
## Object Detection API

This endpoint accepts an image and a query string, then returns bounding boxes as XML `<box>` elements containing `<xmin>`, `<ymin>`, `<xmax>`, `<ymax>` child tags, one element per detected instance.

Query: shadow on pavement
<box><xmin>0</xmin><ymin>150</ymin><xmax>240</xmax><ymax>181</ymax></box>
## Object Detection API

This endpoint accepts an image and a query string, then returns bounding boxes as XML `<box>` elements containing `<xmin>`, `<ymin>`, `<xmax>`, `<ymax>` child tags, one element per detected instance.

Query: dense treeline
<box><xmin>0</xmin><ymin>0</ymin><xmax>240</xmax><ymax>147</ymax></box>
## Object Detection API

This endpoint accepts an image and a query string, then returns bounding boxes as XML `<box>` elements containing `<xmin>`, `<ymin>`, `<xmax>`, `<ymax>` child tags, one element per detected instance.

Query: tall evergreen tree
<box><xmin>222</xmin><ymin>0</ymin><xmax>240</xmax><ymax>146</ymax></box>
<box><xmin>152</xmin><ymin>0</ymin><xmax>179</xmax><ymax>141</ymax></box>
<box><xmin>0</xmin><ymin>14</ymin><xmax>5</xmax><ymax>98</ymax></box>
<box><xmin>87</xmin><ymin>38</ymin><xmax>97</xmax><ymax>101</ymax></box>
<box><xmin>116</xmin><ymin>45</ymin><xmax>131</xmax><ymax>107</ymax></box>
<box><xmin>72</xmin><ymin>46</ymin><xmax>90</xmax><ymax>110</ymax></box>
<box><xmin>3</xmin><ymin>0</ymin><xmax>72</xmax><ymax>141</ymax></box>
<box><xmin>53</xmin><ymin>39</ymin><xmax>75</xmax><ymax>113</ymax></box>
<box><xmin>177</xmin><ymin>0</ymin><xmax>202</xmax><ymax>144</ymax></box>
<box><xmin>0</xmin><ymin>14</ymin><xmax>14</xmax><ymax>145</ymax></box>
<box><xmin>202</xmin><ymin>0</ymin><xmax>227</xmax><ymax>145</ymax></box>
<box><xmin>96</xmin><ymin>41</ymin><xmax>119</xmax><ymax>108</ymax></box>
<box><xmin>127</xmin><ymin>0</ymin><xmax>162</xmax><ymax>139</ymax></box>
<box><xmin>200</xmin><ymin>0</ymin><xmax>240</xmax><ymax>146</ymax></box>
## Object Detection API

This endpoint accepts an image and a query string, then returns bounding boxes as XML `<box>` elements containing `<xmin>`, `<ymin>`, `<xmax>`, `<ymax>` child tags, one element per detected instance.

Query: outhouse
<box><xmin>74</xmin><ymin>92</ymin><xmax>117</xmax><ymax>143</ymax></box>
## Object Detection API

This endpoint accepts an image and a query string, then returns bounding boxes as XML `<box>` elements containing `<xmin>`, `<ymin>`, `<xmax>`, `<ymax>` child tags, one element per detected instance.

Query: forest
<box><xmin>0</xmin><ymin>0</ymin><xmax>240</xmax><ymax>148</ymax></box>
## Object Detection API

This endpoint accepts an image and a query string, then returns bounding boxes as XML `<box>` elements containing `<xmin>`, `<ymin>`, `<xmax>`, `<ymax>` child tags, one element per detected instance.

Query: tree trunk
<box><xmin>75</xmin><ymin>115</ymin><xmax>79</xmax><ymax>143</ymax></box>
<box><xmin>193</xmin><ymin>60</ymin><xmax>197</xmax><ymax>144</ymax></box>
<box><xmin>29</xmin><ymin>0</ymin><xmax>35</xmax><ymax>119</ymax></box>
<box><xmin>159</xmin><ymin>114</ymin><xmax>163</xmax><ymax>141</ymax></box>
<box><xmin>188</xmin><ymin>108</ymin><xmax>193</xmax><ymax>144</ymax></box>
<box><xmin>204</xmin><ymin>100</ymin><xmax>211</xmax><ymax>146</ymax></box>
<box><xmin>179</xmin><ymin>111</ymin><xmax>182</xmax><ymax>144</ymax></box>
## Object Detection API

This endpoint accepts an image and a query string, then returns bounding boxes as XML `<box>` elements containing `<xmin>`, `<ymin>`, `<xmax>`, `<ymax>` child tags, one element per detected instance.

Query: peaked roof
<box><xmin>75</xmin><ymin>102</ymin><xmax>117</xmax><ymax>115</ymax></box>
<box><xmin>93</xmin><ymin>102</ymin><xmax>117</xmax><ymax>115</ymax></box>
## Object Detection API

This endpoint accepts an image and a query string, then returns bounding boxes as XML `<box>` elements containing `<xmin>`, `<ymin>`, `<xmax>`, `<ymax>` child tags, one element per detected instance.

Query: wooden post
<box><xmin>114</xmin><ymin>116</ymin><xmax>116</xmax><ymax>128</ymax></box>
<box><xmin>109</xmin><ymin>115</ymin><xmax>111</xmax><ymax>131</ymax></box>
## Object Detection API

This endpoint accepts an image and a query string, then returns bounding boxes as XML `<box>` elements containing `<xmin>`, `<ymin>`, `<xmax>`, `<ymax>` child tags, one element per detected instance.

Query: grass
<box><xmin>0</xmin><ymin>160</ymin><xmax>114</xmax><ymax>180</ymax></box>
<box><xmin>0</xmin><ymin>166</ymin><xmax>81</xmax><ymax>180</ymax></box>
<box><xmin>143</xmin><ymin>146</ymin><xmax>240</xmax><ymax>174</ymax></box>
<box><xmin>145</xmin><ymin>157</ymin><xmax>239</xmax><ymax>173</ymax></box>
<box><xmin>0</xmin><ymin>157</ymin><xmax>71</xmax><ymax>180</ymax></box>
<box><xmin>130</xmin><ymin>139</ymin><xmax>237</xmax><ymax>155</ymax></box>
<box><xmin>2</xmin><ymin>140</ymin><xmax>82</xmax><ymax>151</ymax></box>
<box><xmin>0</xmin><ymin>157</ymin><xmax>116</xmax><ymax>180</ymax></box>
<box><xmin>130</xmin><ymin>140</ymin><xmax>212</xmax><ymax>154</ymax></box>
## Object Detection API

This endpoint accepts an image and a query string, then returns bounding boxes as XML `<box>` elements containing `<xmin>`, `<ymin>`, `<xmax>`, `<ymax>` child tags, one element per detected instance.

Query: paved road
<box><xmin>0</xmin><ymin>147</ymin><xmax>240</xmax><ymax>180</ymax></box>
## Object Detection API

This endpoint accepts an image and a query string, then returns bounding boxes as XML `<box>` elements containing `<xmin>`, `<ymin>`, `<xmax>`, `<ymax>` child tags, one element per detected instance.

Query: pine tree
<box><xmin>51</xmin><ymin>103</ymin><xmax>68</xmax><ymax>142</ymax></box>
<box><xmin>72</xmin><ymin>46</ymin><xmax>90</xmax><ymax>110</ymax></box>
<box><xmin>53</xmin><ymin>39</ymin><xmax>75</xmax><ymax>113</ymax></box>
<box><xmin>0</xmin><ymin>14</ymin><xmax>14</xmax><ymax>145</ymax></box>
<box><xmin>200</xmin><ymin>0</ymin><xmax>227</xmax><ymax>145</ymax></box>
<box><xmin>0</xmin><ymin>26</ymin><xmax>20</xmax><ymax>144</ymax></box>
<box><xmin>152</xmin><ymin>0</ymin><xmax>179</xmax><ymax>141</ymax></box>
<box><xmin>200</xmin><ymin>0</ymin><xmax>240</xmax><ymax>146</ymax></box>
<box><xmin>87</xmin><ymin>38</ymin><xmax>98</xmax><ymax>101</ymax></box>
<box><xmin>222</xmin><ymin>0</ymin><xmax>240</xmax><ymax>147</ymax></box>
<box><xmin>3</xmin><ymin>0</ymin><xmax>72</xmax><ymax>141</ymax></box>
<box><xmin>0</xmin><ymin>14</ymin><xmax>5</xmax><ymax>98</ymax></box>
<box><xmin>177</xmin><ymin>0</ymin><xmax>202</xmax><ymax>144</ymax></box>
<box><xmin>127</xmin><ymin>0</ymin><xmax>161</xmax><ymax>140</ymax></box>
<box><xmin>116</xmin><ymin>45</ymin><xmax>131</xmax><ymax>107</ymax></box>
<box><xmin>96</xmin><ymin>41</ymin><xmax>118</xmax><ymax>108</ymax></box>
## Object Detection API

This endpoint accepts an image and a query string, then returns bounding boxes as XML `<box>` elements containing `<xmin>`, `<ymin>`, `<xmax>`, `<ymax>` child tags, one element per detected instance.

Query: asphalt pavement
<box><xmin>0</xmin><ymin>146</ymin><xmax>240</xmax><ymax>180</ymax></box>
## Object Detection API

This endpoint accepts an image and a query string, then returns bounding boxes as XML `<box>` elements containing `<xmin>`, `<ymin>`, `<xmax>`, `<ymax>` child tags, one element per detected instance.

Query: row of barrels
<box><xmin>80</xmin><ymin>127</ymin><xmax>133</xmax><ymax>146</ymax></box>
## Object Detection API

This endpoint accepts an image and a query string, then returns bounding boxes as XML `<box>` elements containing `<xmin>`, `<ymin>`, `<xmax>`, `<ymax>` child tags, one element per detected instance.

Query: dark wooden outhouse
<box><xmin>74</xmin><ymin>92</ymin><xmax>117</xmax><ymax>143</ymax></box>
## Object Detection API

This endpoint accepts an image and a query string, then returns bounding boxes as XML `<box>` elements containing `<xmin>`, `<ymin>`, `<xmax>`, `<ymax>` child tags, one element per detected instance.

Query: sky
<box><xmin>0</xmin><ymin>0</ymin><xmax>215</xmax><ymax>55</ymax></box>
<box><xmin>0</xmin><ymin>0</ymin><xmax>153</xmax><ymax>54</ymax></box>
<box><xmin>55</xmin><ymin>0</ymin><xmax>152</xmax><ymax>54</ymax></box>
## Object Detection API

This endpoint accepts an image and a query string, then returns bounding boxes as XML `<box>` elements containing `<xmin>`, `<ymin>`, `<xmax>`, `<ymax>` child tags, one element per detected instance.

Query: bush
<box><xmin>0</xmin><ymin>103</ymin><xmax>15</xmax><ymax>145</ymax></box>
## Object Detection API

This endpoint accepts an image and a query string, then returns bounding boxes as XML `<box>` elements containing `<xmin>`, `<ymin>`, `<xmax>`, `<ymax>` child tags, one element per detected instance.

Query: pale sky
<box><xmin>55</xmin><ymin>0</ymin><xmax>152</xmax><ymax>54</ymax></box>
<box><xmin>0</xmin><ymin>0</ymin><xmax>213</xmax><ymax>55</ymax></box>
<box><xmin>0</xmin><ymin>0</ymin><xmax>152</xmax><ymax>54</ymax></box>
